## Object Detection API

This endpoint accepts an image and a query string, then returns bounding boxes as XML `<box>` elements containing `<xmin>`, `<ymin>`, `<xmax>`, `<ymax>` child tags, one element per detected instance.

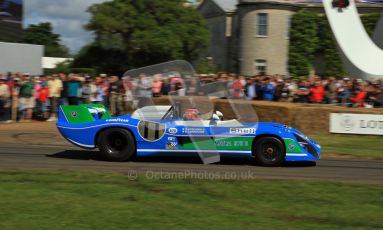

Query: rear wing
<box><xmin>58</xmin><ymin>104</ymin><xmax>112</xmax><ymax>124</ymax></box>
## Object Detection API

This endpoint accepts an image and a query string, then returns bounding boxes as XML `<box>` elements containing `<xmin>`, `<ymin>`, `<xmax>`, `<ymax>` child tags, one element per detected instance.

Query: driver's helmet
<box><xmin>183</xmin><ymin>108</ymin><xmax>202</xmax><ymax>121</ymax></box>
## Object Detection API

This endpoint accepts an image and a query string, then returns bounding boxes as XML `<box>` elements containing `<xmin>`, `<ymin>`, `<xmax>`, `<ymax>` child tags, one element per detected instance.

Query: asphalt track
<box><xmin>0</xmin><ymin>142</ymin><xmax>382</xmax><ymax>184</ymax></box>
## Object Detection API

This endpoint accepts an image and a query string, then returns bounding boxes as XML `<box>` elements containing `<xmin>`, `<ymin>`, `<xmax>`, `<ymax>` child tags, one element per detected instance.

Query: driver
<box><xmin>183</xmin><ymin>108</ymin><xmax>202</xmax><ymax>121</ymax></box>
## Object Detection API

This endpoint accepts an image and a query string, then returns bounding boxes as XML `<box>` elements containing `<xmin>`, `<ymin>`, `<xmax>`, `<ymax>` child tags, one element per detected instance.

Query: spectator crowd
<box><xmin>0</xmin><ymin>71</ymin><xmax>382</xmax><ymax>123</ymax></box>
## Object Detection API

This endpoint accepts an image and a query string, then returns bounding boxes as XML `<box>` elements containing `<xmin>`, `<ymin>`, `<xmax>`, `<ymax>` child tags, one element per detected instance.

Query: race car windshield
<box><xmin>122</xmin><ymin>60</ymin><xmax>259</xmax><ymax>123</ymax></box>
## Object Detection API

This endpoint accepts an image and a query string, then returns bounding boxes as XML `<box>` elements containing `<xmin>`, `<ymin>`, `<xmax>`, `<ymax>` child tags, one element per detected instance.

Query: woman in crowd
<box><xmin>90</xmin><ymin>77</ymin><xmax>105</xmax><ymax>105</ymax></box>
<box><xmin>122</xmin><ymin>76</ymin><xmax>135</xmax><ymax>112</ymax></box>
<box><xmin>351</xmin><ymin>83</ymin><xmax>367</xmax><ymax>107</ymax></box>
<box><xmin>232</xmin><ymin>75</ymin><xmax>244</xmax><ymax>99</ymax></box>
<box><xmin>151</xmin><ymin>74</ymin><xmax>163</xmax><ymax>97</ymax></box>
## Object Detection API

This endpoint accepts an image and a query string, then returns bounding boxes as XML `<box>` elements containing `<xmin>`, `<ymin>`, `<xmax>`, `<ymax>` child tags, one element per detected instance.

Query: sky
<box><xmin>23</xmin><ymin>0</ymin><xmax>201</xmax><ymax>54</ymax></box>
<box><xmin>24</xmin><ymin>0</ymin><xmax>109</xmax><ymax>54</ymax></box>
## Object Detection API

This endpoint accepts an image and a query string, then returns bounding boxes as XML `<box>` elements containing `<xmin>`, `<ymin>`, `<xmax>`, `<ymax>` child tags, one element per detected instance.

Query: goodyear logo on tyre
<box><xmin>138</xmin><ymin>121</ymin><xmax>165</xmax><ymax>141</ymax></box>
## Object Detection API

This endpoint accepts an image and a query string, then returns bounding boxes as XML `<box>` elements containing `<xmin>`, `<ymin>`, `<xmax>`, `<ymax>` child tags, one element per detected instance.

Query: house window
<box><xmin>256</xmin><ymin>13</ymin><xmax>268</xmax><ymax>36</ymax></box>
<box><xmin>225</xmin><ymin>16</ymin><xmax>232</xmax><ymax>37</ymax></box>
<box><xmin>255</xmin><ymin>59</ymin><xmax>267</xmax><ymax>75</ymax></box>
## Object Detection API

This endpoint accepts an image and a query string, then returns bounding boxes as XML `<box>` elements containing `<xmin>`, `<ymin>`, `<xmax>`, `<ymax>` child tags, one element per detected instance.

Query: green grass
<box><xmin>310</xmin><ymin>134</ymin><xmax>383</xmax><ymax>159</ymax></box>
<box><xmin>0</xmin><ymin>171</ymin><xmax>382</xmax><ymax>230</ymax></box>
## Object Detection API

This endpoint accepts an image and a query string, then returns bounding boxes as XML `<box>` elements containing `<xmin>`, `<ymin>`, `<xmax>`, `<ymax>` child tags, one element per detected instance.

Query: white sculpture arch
<box><xmin>323</xmin><ymin>0</ymin><xmax>383</xmax><ymax>79</ymax></box>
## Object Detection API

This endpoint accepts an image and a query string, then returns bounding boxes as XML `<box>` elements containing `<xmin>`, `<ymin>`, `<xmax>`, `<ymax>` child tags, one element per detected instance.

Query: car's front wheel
<box><xmin>97</xmin><ymin>128</ymin><xmax>136</xmax><ymax>161</ymax></box>
<box><xmin>253</xmin><ymin>137</ymin><xmax>285</xmax><ymax>166</ymax></box>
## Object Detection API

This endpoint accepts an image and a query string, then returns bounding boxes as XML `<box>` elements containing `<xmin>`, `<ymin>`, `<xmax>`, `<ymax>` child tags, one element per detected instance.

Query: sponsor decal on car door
<box><xmin>138</xmin><ymin>121</ymin><xmax>165</xmax><ymax>141</ymax></box>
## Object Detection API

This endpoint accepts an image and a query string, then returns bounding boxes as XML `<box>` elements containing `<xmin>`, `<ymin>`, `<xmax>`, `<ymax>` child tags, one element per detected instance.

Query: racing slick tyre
<box><xmin>97</xmin><ymin>128</ymin><xmax>136</xmax><ymax>162</ymax></box>
<box><xmin>253</xmin><ymin>137</ymin><xmax>285</xmax><ymax>167</ymax></box>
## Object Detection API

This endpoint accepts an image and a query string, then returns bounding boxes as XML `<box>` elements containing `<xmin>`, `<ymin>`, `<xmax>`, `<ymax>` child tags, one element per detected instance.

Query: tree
<box><xmin>73</xmin><ymin>43</ymin><xmax>127</xmax><ymax>76</ymax></box>
<box><xmin>196</xmin><ymin>57</ymin><xmax>217</xmax><ymax>74</ymax></box>
<box><xmin>288</xmin><ymin>53</ymin><xmax>312</xmax><ymax>78</ymax></box>
<box><xmin>44</xmin><ymin>60</ymin><xmax>72</xmax><ymax>75</ymax></box>
<box><xmin>288</xmin><ymin>11</ymin><xmax>319</xmax><ymax>77</ymax></box>
<box><xmin>317</xmin><ymin>16</ymin><xmax>345</xmax><ymax>77</ymax></box>
<box><xmin>73</xmin><ymin>0</ymin><xmax>209</xmax><ymax>74</ymax></box>
<box><xmin>22</xmin><ymin>22</ymin><xmax>70</xmax><ymax>57</ymax></box>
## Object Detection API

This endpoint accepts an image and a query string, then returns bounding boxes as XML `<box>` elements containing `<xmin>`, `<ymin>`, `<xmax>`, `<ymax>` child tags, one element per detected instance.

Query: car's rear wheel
<box><xmin>97</xmin><ymin>128</ymin><xmax>136</xmax><ymax>162</ymax></box>
<box><xmin>253</xmin><ymin>137</ymin><xmax>285</xmax><ymax>166</ymax></box>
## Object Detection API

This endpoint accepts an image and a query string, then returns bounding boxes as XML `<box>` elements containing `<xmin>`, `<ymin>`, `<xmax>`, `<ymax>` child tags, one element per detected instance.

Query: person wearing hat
<box><xmin>0</xmin><ymin>76</ymin><xmax>11</xmax><ymax>123</ymax></box>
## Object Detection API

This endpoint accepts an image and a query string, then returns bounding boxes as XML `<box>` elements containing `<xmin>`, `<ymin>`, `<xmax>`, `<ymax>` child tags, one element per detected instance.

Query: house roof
<box><xmin>214</xmin><ymin>0</ymin><xmax>238</xmax><ymax>12</ymax></box>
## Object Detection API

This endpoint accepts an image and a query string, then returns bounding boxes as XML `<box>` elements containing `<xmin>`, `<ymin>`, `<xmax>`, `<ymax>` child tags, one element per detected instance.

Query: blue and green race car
<box><xmin>56</xmin><ymin>102</ymin><xmax>320</xmax><ymax>166</ymax></box>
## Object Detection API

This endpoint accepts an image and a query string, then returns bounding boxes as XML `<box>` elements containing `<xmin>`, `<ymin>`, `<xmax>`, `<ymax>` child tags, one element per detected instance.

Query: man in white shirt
<box><xmin>47</xmin><ymin>74</ymin><xmax>63</xmax><ymax>121</ymax></box>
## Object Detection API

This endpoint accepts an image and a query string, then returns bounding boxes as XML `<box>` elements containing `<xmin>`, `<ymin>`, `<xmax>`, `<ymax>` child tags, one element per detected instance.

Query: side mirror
<box><xmin>215</xmin><ymin>111</ymin><xmax>223</xmax><ymax>121</ymax></box>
